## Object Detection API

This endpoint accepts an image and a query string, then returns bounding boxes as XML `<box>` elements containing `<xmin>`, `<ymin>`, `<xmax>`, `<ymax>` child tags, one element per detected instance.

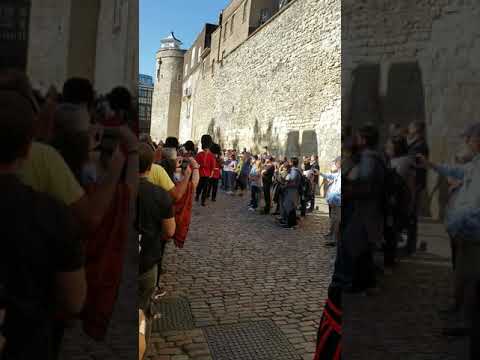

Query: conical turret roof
<box><xmin>160</xmin><ymin>32</ymin><xmax>183</xmax><ymax>50</ymax></box>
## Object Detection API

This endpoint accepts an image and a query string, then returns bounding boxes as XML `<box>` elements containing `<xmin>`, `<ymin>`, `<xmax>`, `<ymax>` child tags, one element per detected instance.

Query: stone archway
<box><xmin>285</xmin><ymin>131</ymin><xmax>300</xmax><ymax>158</ymax></box>
<box><xmin>300</xmin><ymin>130</ymin><xmax>318</xmax><ymax>157</ymax></box>
<box><xmin>348</xmin><ymin>64</ymin><xmax>382</xmax><ymax>136</ymax></box>
<box><xmin>383</xmin><ymin>61</ymin><xmax>425</xmax><ymax>130</ymax></box>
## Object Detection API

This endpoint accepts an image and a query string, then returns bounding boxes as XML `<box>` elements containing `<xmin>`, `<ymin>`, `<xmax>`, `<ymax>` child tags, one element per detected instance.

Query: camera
<box><xmin>180</xmin><ymin>158</ymin><xmax>190</xmax><ymax>172</ymax></box>
<box><xmin>100</xmin><ymin>129</ymin><xmax>119</xmax><ymax>157</ymax></box>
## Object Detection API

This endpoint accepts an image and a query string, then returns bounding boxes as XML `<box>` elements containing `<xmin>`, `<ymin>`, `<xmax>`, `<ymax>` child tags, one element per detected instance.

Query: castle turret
<box><xmin>150</xmin><ymin>32</ymin><xmax>186</xmax><ymax>142</ymax></box>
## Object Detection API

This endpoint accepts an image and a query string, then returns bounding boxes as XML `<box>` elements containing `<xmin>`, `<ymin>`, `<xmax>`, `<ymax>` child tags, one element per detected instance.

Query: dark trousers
<box><xmin>227</xmin><ymin>172</ymin><xmax>236</xmax><ymax>192</ymax></box>
<box><xmin>449</xmin><ymin>233</ymin><xmax>456</xmax><ymax>270</ymax></box>
<box><xmin>407</xmin><ymin>214</ymin><xmax>418</xmax><ymax>255</ymax></box>
<box><xmin>263</xmin><ymin>182</ymin><xmax>272</xmax><ymax>214</ymax></box>
<box><xmin>332</xmin><ymin>235</ymin><xmax>352</xmax><ymax>288</ymax></box>
<box><xmin>287</xmin><ymin>209</ymin><xmax>297</xmax><ymax>227</ymax></box>
<box><xmin>471</xmin><ymin>281</ymin><xmax>480</xmax><ymax>359</ymax></box>
<box><xmin>384</xmin><ymin>226</ymin><xmax>397</xmax><ymax>267</ymax></box>
<box><xmin>209</xmin><ymin>178</ymin><xmax>219</xmax><ymax>201</ymax></box>
<box><xmin>196</xmin><ymin>177</ymin><xmax>210</xmax><ymax>205</ymax></box>
<box><xmin>352</xmin><ymin>243</ymin><xmax>376</xmax><ymax>291</ymax></box>
<box><xmin>52</xmin><ymin>321</ymin><xmax>65</xmax><ymax>360</ymax></box>
<box><xmin>156</xmin><ymin>240</ymin><xmax>168</xmax><ymax>287</ymax></box>
<box><xmin>300</xmin><ymin>193</ymin><xmax>308</xmax><ymax>217</ymax></box>
<box><xmin>407</xmin><ymin>188</ymin><xmax>423</xmax><ymax>254</ymax></box>
<box><xmin>309</xmin><ymin>194</ymin><xmax>316</xmax><ymax>211</ymax></box>
<box><xmin>236</xmin><ymin>177</ymin><xmax>246</xmax><ymax>191</ymax></box>
<box><xmin>221</xmin><ymin>170</ymin><xmax>226</xmax><ymax>189</ymax></box>
<box><xmin>250</xmin><ymin>185</ymin><xmax>261</xmax><ymax>208</ymax></box>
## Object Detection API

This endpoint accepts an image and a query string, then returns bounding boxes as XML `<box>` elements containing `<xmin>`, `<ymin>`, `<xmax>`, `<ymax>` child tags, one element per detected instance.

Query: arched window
<box><xmin>156</xmin><ymin>59</ymin><xmax>162</xmax><ymax>82</ymax></box>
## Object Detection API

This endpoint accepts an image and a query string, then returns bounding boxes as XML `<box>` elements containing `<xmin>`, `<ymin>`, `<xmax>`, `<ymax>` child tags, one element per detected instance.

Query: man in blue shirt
<box><xmin>319</xmin><ymin>157</ymin><xmax>341</xmax><ymax>247</ymax></box>
<box><xmin>417</xmin><ymin>122</ymin><xmax>480</xmax><ymax>336</ymax></box>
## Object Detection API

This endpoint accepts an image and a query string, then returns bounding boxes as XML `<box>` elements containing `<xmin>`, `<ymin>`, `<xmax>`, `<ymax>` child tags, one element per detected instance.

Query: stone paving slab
<box><xmin>203</xmin><ymin>320</ymin><xmax>301</xmax><ymax>360</ymax></box>
<box><xmin>152</xmin><ymin>296</ymin><xmax>195</xmax><ymax>333</ymax></box>
<box><xmin>147</xmin><ymin>194</ymin><xmax>330</xmax><ymax>360</ymax></box>
<box><xmin>343</xmin><ymin>223</ymin><xmax>469</xmax><ymax>360</ymax></box>
<box><xmin>146</xmin><ymin>329</ymin><xmax>212</xmax><ymax>360</ymax></box>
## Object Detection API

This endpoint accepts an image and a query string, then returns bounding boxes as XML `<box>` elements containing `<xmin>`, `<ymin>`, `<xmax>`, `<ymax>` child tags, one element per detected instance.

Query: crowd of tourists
<box><xmin>314</xmin><ymin>119</ymin><xmax>480</xmax><ymax>359</ymax></box>
<box><xmin>0</xmin><ymin>70</ymin><xmax>138</xmax><ymax>360</ymax></box>
<box><xmin>218</xmin><ymin>148</ymin><xmax>322</xmax><ymax>228</ymax></box>
<box><xmin>136</xmin><ymin>131</ymin><xmax>329</xmax><ymax>358</ymax></box>
<box><xmin>328</xmin><ymin>120</ymin><xmax>431</xmax><ymax>295</ymax></box>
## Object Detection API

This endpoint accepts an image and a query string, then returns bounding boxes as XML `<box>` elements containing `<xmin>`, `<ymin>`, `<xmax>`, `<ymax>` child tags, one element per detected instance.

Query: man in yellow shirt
<box><xmin>146</xmin><ymin>150</ymin><xmax>198</xmax><ymax>202</ymax></box>
<box><xmin>148</xmin><ymin>163</ymin><xmax>175</xmax><ymax>193</ymax></box>
<box><xmin>17</xmin><ymin>137</ymin><xmax>126</xmax><ymax>234</ymax></box>
<box><xmin>3</xmin><ymin>70</ymin><xmax>125</xmax><ymax>233</ymax></box>
<box><xmin>18</xmin><ymin>141</ymin><xmax>85</xmax><ymax>206</ymax></box>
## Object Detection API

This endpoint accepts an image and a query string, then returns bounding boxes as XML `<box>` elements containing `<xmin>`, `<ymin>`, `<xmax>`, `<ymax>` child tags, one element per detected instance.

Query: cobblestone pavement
<box><xmin>60</xmin><ymin>229</ymin><xmax>138</xmax><ymax>360</ymax></box>
<box><xmin>343</xmin><ymin>221</ymin><xmax>470</xmax><ymax>360</ymax></box>
<box><xmin>147</xmin><ymin>193</ymin><xmax>331</xmax><ymax>360</ymax></box>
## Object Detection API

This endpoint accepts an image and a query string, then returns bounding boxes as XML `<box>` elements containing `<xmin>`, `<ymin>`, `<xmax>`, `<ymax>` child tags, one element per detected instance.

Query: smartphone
<box><xmin>100</xmin><ymin>133</ymin><xmax>119</xmax><ymax>157</ymax></box>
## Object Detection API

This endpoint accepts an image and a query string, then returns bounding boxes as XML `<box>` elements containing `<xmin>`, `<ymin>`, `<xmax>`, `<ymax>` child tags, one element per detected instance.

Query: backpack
<box><xmin>383</xmin><ymin>164</ymin><xmax>412</xmax><ymax>229</ymax></box>
<box><xmin>299</xmin><ymin>175</ymin><xmax>312</xmax><ymax>199</ymax></box>
<box><xmin>367</xmin><ymin>154</ymin><xmax>412</xmax><ymax>229</ymax></box>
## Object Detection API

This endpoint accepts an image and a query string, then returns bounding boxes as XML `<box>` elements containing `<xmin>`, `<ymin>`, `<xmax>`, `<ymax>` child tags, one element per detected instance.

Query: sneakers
<box><xmin>248</xmin><ymin>207</ymin><xmax>256</xmax><ymax>212</ymax></box>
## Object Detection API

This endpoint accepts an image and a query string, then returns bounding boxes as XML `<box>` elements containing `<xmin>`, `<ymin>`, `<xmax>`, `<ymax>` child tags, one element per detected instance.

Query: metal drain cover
<box><xmin>151</xmin><ymin>296</ymin><xmax>195</xmax><ymax>332</ymax></box>
<box><xmin>203</xmin><ymin>320</ymin><xmax>301</xmax><ymax>360</ymax></box>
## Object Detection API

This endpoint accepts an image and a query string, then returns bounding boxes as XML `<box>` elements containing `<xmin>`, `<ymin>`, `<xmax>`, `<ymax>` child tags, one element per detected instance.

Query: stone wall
<box><xmin>213</xmin><ymin>0</ymin><xmax>251</xmax><ymax>60</ymax></box>
<box><xmin>27</xmin><ymin>0</ymin><xmax>72</xmax><ymax>89</ymax></box>
<box><xmin>27</xmin><ymin>0</ymin><xmax>138</xmax><ymax>95</ymax></box>
<box><xmin>151</xmin><ymin>48</ymin><xmax>185</xmax><ymax>142</ymax></box>
<box><xmin>67</xmin><ymin>0</ymin><xmax>99</xmax><ymax>83</ymax></box>
<box><xmin>183</xmin><ymin>0</ymin><xmax>341</xmax><ymax>169</ymax></box>
<box><xmin>95</xmin><ymin>0</ymin><xmax>139</xmax><ymax>95</ymax></box>
<box><xmin>342</xmin><ymin>0</ymin><xmax>480</xmax><ymax>218</ymax></box>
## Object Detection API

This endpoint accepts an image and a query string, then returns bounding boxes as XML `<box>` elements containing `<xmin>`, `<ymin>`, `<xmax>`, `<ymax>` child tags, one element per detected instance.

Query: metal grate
<box><xmin>203</xmin><ymin>320</ymin><xmax>301</xmax><ymax>360</ymax></box>
<box><xmin>151</xmin><ymin>296</ymin><xmax>195</xmax><ymax>332</ymax></box>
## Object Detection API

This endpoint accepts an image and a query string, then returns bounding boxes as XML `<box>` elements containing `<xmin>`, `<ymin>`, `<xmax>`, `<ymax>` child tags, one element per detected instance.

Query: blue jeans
<box><xmin>221</xmin><ymin>170</ymin><xmax>227</xmax><ymax>189</ymax></box>
<box><xmin>228</xmin><ymin>172</ymin><xmax>236</xmax><ymax>192</ymax></box>
<box><xmin>250</xmin><ymin>185</ymin><xmax>262</xmax><ymax>208</ymax></box>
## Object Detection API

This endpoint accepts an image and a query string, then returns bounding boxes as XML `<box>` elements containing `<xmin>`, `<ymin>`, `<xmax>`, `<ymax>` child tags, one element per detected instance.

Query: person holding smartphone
<box><xmin>416</xmin><ymin>123</ymin><xmax>480</xmax><ymax>337</ymax></box>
